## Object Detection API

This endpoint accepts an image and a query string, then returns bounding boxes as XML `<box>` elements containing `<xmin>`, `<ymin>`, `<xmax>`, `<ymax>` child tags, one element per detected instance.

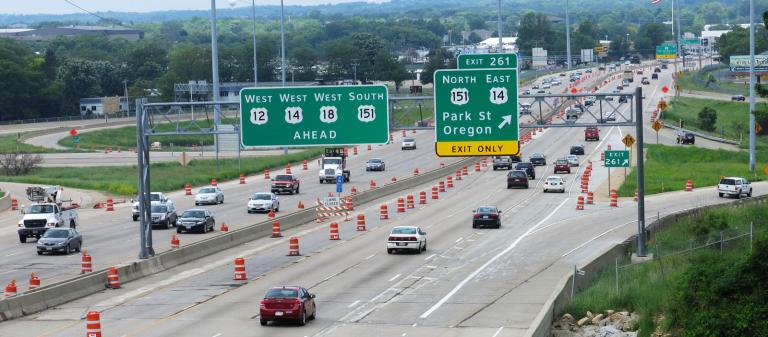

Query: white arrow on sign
<box><xmin>622</xmin><ymin>159</ymin><xmax>629</xmax><ymax>166</ymax></box>
<box><xmin>498</xmin><ymin>115</ymin><xmax>512</xmax><ymax>129</ymax></box>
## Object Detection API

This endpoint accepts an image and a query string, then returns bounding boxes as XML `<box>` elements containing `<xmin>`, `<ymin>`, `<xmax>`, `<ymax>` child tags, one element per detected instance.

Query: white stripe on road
<box><xmin>561</xmin><ymin>220</ymin><xmax>635</xmax><ymax>257</ymax></box>
<box><xmin>419</xmin><ymin>198</ymin><xmax>569</xmax><ymax>318</ymax></box>
<box><xmin>424</xmin><ymin>254</ymin><xmax>436</xmax><ymax>261</ymax></box>
<box><xmin>388</xmin><ymin>273</ymin><xmax>402</xmax><ymax>282</ymax></box>
<box><xmin>491</xmin><ymin>327</ymin><xmax>505</xmax><ymax>337</ymax></box>
<box><xmin>347</xmin><ymin>300</ymin><xmax>361</xmax><ymax>308</ymax></box>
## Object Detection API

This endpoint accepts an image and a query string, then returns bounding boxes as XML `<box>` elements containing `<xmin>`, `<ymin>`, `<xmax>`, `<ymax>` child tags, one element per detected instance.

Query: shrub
<box><xmin>697</xmin><ymin>106</ymin><xmax>717</xmax><ymax>132</ymax></box>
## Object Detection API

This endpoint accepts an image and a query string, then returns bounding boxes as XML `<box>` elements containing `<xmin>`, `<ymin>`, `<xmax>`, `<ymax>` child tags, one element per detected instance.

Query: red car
<box><xmin>584</xmin><ymin>127</ymin><xmax>599</xmax><ymax>141</ymax></box>
<box><xmin>554</xmin><ymin>159</ymin><xmax>571</xmax><ymax>174</ymax></box>
<box><xmin>271</xmin><ymin>174</ymin><xmax>300</xmax><ymax>194</ymax></box>
<box><xmin>260</xmin><ymin>286</ymin><xmax>316</xmax><ymax>326</ymax></box>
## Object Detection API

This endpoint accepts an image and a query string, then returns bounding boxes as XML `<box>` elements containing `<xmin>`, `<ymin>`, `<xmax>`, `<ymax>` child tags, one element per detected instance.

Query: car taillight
<box><xmin>473</xmin><ymin>214</ymin><xmax>482</xmax><ymax>219</ymax></box>
<box><xmin>260</xmin><ymin>300</ymin><xmax>266</xmax><ymax>307</ymax></box>
<box><xmin>489</xmin><ymin>214</ymin><xmax>498</xmax><ymax>219</ymax></box>
<box><xmin>388</xmin><ymin>236</ymin><xmax>396</xmax><ymax>241</ymax></box>
<box><xmin>293</xmin><ymin>299</ymin><xmax>302</xmax><ymax>306</ymax></box>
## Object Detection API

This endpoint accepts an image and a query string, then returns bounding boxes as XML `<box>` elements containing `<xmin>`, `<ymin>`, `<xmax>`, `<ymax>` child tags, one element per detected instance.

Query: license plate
<box><xmin>46</xmin><ymin>247</ymin><xmax>52</xmax><ymax>251</ymax></box>
<box><xmin>186</xmin><ymin>225</ymin><xmax>191</xmax><ymax>230</ymax></box>
<box><xmin>275</xmin><ymin>311</ymin><xmax>284</xmax><ymax>316</ymax></box>
<box><xmin>483</xmin><ymin>215</ymin><xmax>488</xmax><ymax>219</ymax></box>
<box><xmin>396</xmin><ymin>242</ymin><xmax>407</xmax><ymax>246</ymax></box>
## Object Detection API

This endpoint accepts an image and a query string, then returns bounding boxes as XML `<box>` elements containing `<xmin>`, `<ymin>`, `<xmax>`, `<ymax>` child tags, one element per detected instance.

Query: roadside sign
<box><xmin>622</xmin><ymin>134</ymin><xmax>636</xmax><ymax>148</ymax></box>
<box><xmin>604</xmin><ymin>150</ymin><xmax>630</xmax><ymax>168</ymax></box>
<box><xmin>457</xmin><ymin>53</ymin><xmax>517</xmax><ymax>69</ymax></box>
<box><xmin>433</xmin><ymin>68</ymin><xmax>519</xmax><ymax>157</ymax></box>
<box><xmin>323</xmin><ymin>196</ymin><xmax>341</xmax><ymax>207</ymax></box>
<box><xmin>652</xmin><ymin>120</ymin><xmax>663</xmax><ymax>132</ymax></box>
<box><xmin>657</xmin><ymin>99</ymin><xmax>668</xmax><ymax>110</ymax></box>
<box><xmin>72</xmin><ymin>136</ymin><xmax>80</xmax><ymax>144</ymax></box>
<box><xmin>661</xmin><ymin>86</ymin><xmax>669</xmax><ymax>94</ymax></box>
<box><xmin>594</xmin><ymin>45</ymin><xmax>605</xmax><ymax>53</ymax></box>
<box><xmin>239</xmin><ymin>85</ymin><xmax>389</xmax><ymax>147</ymax></box>
<box><xmin>757</xmin><ymin>122</ymin><xmax>763</xmax><ymax>134</ymax></box>
<box><xmin>336</xmin><ymin>175</ymin><xmax>343</xmax><ymax>193</ymax></box>
<box><xmin>763</xmin><ymin>165</ymin><xmax>768</xmax><ymax>176</ymax></box>
<box><xmin>681</xmin><ymin>38</ymin><xmax>700</xmax><ymax>46</ymax></box>
<box><xmin>69</xmin><ymin>129</ymin><xmax>77</xmax><ymax>136</ymax></box>
<box><xmin>655</xmin><ymin>44</ymin><xmax>677</xmax><ymax>59</ymax></box>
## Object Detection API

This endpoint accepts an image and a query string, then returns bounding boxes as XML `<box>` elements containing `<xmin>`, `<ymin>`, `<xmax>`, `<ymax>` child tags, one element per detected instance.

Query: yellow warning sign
<box><xmin>757</xmin><ymin>122</ymin><xmax>763</xmax><ymax>134</ymax></box>
<box><xmin>622</xmin><ymin>134</ymin><xmax>636</xmax><ymax>148</ymax></box>
<box><xmin>435</xmin><ymin>140</ymin><xmax>519</xmax><ymax>157</ymax></box>
<box><xmin>652</xmin><ymin>120</ymin><xmax>663</xmax><ymax>132</ymax></box>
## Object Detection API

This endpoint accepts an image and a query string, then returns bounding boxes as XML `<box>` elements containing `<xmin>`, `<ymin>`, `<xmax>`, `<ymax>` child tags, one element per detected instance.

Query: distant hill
<box><xmin>0</xmin><ymin>0</ymin><xmax>746</xmax><ymax>27</ymax></box>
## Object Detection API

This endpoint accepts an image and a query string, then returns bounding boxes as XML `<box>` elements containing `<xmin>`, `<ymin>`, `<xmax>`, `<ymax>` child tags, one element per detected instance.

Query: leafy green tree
<box><xmin>420</xmin><ymin>48</ymin><xmax>454</xmax><ymax>85</ymax></box>
<box><xmin>517</xmin><ymin>12</ymin><xmax>555</xmax><ymax>54</ymax></box>
<box><xmin>466</xmin><ymin>14</ymin><xmax>487</xmax><ymax>30</ymax></box>
<box><xmin>634</xmin><ymin>23</ymin><xmax>670</xmax><ymax>56</ymax></box>
<box><xmin>697</xmin><ymin>106</ymin><xmax>717</xmax><ymax>132</ymax></box>
<box><xmin>467</xmin><ymin>32</ymin><xmax>482</xmax><ymax>44</ymax></box>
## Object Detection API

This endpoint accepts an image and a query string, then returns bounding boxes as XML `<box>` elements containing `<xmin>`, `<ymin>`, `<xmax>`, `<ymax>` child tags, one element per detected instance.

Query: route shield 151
<box><xmin>240</xmin><ymin>85</ymin><xmax>389</xmax><ymax>147</ymax></box>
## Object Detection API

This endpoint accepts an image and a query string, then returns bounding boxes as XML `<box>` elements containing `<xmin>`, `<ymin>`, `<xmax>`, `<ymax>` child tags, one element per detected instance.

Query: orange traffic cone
<box><xmin>234</xmin><ymin>257</ymin><xmax>247</xmax><ymax>280</ymax></box>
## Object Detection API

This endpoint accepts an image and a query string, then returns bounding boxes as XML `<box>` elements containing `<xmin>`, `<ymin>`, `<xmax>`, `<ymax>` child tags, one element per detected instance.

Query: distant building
<box><xmin>79</xmin><ymin>97</ymin><xmax>128</xmax><ymax>116</ymax></box>
<box><xmin>0</xmin><ymin>26</ymin><xmax>143</xmax><ymax>41</ymax></box>
<box><xmin>174</xmin><ymin>81</ymin><xmax>318</xmax><ymax>103</ymax></box>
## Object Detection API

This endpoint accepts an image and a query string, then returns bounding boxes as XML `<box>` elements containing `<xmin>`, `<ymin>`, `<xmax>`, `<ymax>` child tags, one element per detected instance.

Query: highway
<box><xmin>0</xmin><ymin>62</ymin><xmax>749</xmax><ymax>337</ymax></box>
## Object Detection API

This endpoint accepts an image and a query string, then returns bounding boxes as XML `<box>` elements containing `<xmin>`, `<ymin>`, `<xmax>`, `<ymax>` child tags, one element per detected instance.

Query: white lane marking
<box><xmin>419</xmin><ymin>198</ymin><xmax>569</xmax><ymax>318</ymax></box>
<box><xmin>455</xmin><ymin>237</ymin><xmax>463</xmax><ymax>243</ymax></box>
<box><xmin>212</xmin><ymin>333</ymin><xmax>222</xmax><ymax>337</ymax></box>
<box><xmin>561</xmin><ymin>220</ymin><xmax>635</xmax><ymax>257</ymax></box>
<box><xmin>401</xmin><ymin>333</ymin><xmax>407</xmax><ymax>337</ymax></box>
<box><xmin>424</xmin><ymin>254</ymin><xmax>436</xmax><ymax>261</ymax></box>
<box><xmin>491</xmin><ymin>327</ymin><xmax>504</xmax><ymax>337</ymax></box>
<box><xmin>5</xmin><ymin>252</ymin><xmax>21</xmax><ymax>257</ymax></box>
<box><xmin>347</xmin><ymin>300</ymin><xmax>361</xmax><ymax>308</ymax></box>
<box><xmin>364</xmin><ymin>254</ymin><xmax>375</xmax><ymax>260</ymax></box>
<box><xmin>388</xmin><ymin>273</ymin><xmax>402</xmax><ymax>282</ymax></box>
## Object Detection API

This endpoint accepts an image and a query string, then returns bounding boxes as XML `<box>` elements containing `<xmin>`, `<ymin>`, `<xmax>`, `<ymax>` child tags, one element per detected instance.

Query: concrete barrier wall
<box><xmin>0</xmin><ymin>157</ymin><xmax>475</xmax><ymax>322</ymax></box>
<box><xmin>0</xmin><ymin>191</ymin><xmax>10</xmax><ymax>213</ymax></box>
<box><xmin>525</xmin><ymin>194</ymin><xmax>768</xmax><ymax>337</ymax></box>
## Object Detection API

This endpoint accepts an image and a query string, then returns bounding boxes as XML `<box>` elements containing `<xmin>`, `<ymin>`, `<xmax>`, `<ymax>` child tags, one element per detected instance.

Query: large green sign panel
<box><xmin>604</xmin><ymin>150</ymin><xmax>630</xmax><ymax>168</ymax></box>
<box><xmin>457</xmin><ymin>53</ymin><xmax>518</xmax><ymax>69</ymax></box>
<box><xmin>434</xmin><ymin>69</ymin><xmax>519</xmax><ymax>157</ymax></box>
<box><xmin>655</xmin><ymin>44</ymin><xmax>677</xmax><ymax>59</ymax></box>
<box><xmin>240</xmin><ymin>85</ymin><xmax>389</xmax><ymax>147</ymax></box>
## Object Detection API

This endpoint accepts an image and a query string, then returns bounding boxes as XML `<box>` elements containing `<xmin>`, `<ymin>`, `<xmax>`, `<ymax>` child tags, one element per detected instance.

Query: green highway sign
<box><xmin>656</xmin><ymin>44</ymin><xmax>677</xmax><ymax>59</ymax></box>
<box><xmin>604</xmin><ymin>150</ymin><xmax>630</xmax><ymax>168</ymax></box>
<box><xmin>72</xmin><ymin>136</ymin><xmax>79</xmax><ymax>144</ymax></box>
<box><xmin>457</xmin><ymin>53</ymin><xmax>517</xmax><ymax>69</ymax></box>
<box><xmin>239</xmin><ymin>85</ymin><xmax>389</xmax><ymax>147</ymax></box>
<box><xmin>434</xmin><ymin>68</ymin><xmax>519</xmax><ymax>157</ymax></box>
<box><xmin>681</xmin><ymin>38</ymin><xmax>700</xmax><ymax>46</ymax></box>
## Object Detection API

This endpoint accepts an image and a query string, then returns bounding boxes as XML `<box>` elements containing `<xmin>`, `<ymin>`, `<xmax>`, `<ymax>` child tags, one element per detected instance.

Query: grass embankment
<box><xmin>0</xmin><ymin>134</ymin><xmax>71</xmax><ymax>153</ymax></box>
<box><xmin>0</xmin><ymin>148</ymin><xmax>324</xmax><ymax>196</ymax></box>
<box><xmin>677</xmin><ymin>66</ymin><xmax>749</xmax><ymax>96</ymax></box>
<box><xmin>0</xmin><ymin>190</ymin><xmax>5</xmax><ymax>198</ymax></box>
<box><xmin>617</xmin><ymin>144</ymin><xmax>766</xmax><ymax>197</ymax></box>
<box><xmin>393</xmin><ymin>101</ymin><xmax>434</xmax><ymax>128</ymax></box>
<box><xmin>566</xmin><ymin>203</ymin><xmax>768</xmax><ymax>337</ymax></box>
<box><xmin>55</xmin><ymin>119</ymin><xmax>242</xmax><ymax>150</ymax></box>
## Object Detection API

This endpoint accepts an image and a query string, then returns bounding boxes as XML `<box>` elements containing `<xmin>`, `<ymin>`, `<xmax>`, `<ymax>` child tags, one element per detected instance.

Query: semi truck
<box><xmin>318</xmin><ymin>148</ymin><xmax>351</xmax><ymax>183</ymax></box>
<box><xmin>17</xmin><ymin>186</ymin><xmax>79</xmax><ymax>243</ymax></box>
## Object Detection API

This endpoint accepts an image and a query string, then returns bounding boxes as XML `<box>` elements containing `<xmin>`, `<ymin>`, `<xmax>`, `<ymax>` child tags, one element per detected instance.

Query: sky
<box><xmin>0</xmin><ymin>0</ymin><xmax>388</xmax><ymax>15</ymax></box>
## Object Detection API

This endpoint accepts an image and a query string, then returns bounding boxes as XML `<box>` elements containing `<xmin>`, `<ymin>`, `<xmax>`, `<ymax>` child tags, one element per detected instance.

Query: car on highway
<box><xmin>520</xmin><ymin>102</ymin><xmax>532</xmax><ymax>115</ymax></box>
<box><xmin>532</xmin><ymin>84</ymin><xmax>540</xmax><ymax>89</ymax></box>
<box><xmin>732</xmin><ymin>95</ymin><xmax>746</xmax><ymax>101</ymax></box>
<box><xmin>642</xmin><ymin>78</ymin><xmax>650</xmax><ymax>85</ymax></box>
<box><xmin>365</xmin><ymin>158</ymin><xmax>386</xmax><ymax>171</ymax></box>
<box><xmin>259</xmin><ymin>286</ymin><xmax>316</xmax><ymax>326</ymax></box>
<box><xmin>542</xmin><ymin>83</ymin><xmax>551</xmax><ymax>89</ymax></box>
<box><xmin>654</xmin><ymin>67</ymin><xmax>662</xmax><ymax>72</ymax></box>
<box><xmin>718</xmin><ymin>177</ymin><xmax>752</xmax><ymax>199</ymax></box>
<box><xmin>386</xmin><ymin>226</ymin><xmax>427</xmax><ymax>254</ymax></box>
<box><xmin>618</xmin><ymin>95</ymin><xmax>628</xmax><ymax>103</ymax></box>
<box><xmin>586</xmin><ymin>69</ymin><xmax>593</xmax><ymax>73</ymax></box>
<box><xmin>401</xmin><ymin>137</ymin><xmax>416</xmax><ymax>150</ymax></box>
<box><xmin>150</xmin><ymin>203</ymin><xmax>177</xmax><ymax>229</ymax></box>
<box><xmin>585</xmin><ymin>126</ymin><xmax>600</xmax><ymax>141</ymax></box>
<box><xmin>271</xmin><ymin>174</ymin><xmax>300</xmax><ymax>194</ymax></box>
<box><xmin>514</xmin><ymin>162</ymin><xmax>536</xmax><ymax>179</ymax></box>
<box><xmin>247</xmin><ymin>192</ymin><xmax>280</xmax><ymax>213</ymax></box>
<box><xmin>559</xmin><ymin>72</ymin><xmax>566</xmax><ymax>77</ymax></box>
<box><xmin>566</xmin><ymin>155</ymin><xmax>580</xmax><ymax>167</ymax></box>
<box><xmin>522</xmin><ymin>89</ymin><xmax>531</xmax><ymax>95</ymax></box>
<box><xmin>605</xmin><ymin>95</ymin><xmax>614</xmax><ymax>101</ymax></box>
<box><xmin>506</xmin><ymin>170</ymin><xmax>529</xmax><ymax>189</ymax></box>
<box><xmin>651</xmin><ymin>73</ymin><xmax>659</xmax><ymax>80</ymax></box>
<box><xmin>536</xmin><ymin>89</ymin><xmax>546</xmax><ymax>94</ymax></box>
<box><xmin>570</xmin><ymin>144</ymin><xmax>585</xmax><ymax>155</ymax></box>
<box><xmin>492</xmin><ymin>156</ymin><xmax>515</xmax><ymax>170</ymax></box>
<box><xmin>176</xmin><ymin>209</ymin><xmax>215</xmax><ymax>233</ymax></box>
<box><xmin>584</xmin><ymin>97</ymin><xmax>595</xmax><ymax>106</ymax></box>
<box><xmin>132</xmin><ymin>192</ymin><xmax>172</xmax><ymax>221</ymax></box>
<box><xmin>661</xmin><ymin>64</ymin><xmax>668</xmax><ymax>69</ymax></box>
<box><xmin>676</xmin><ymin>131</ymin><xmax>695</xmax><ymax>145</ymax></box>
<box><xmin>636</xmin><ymin>70</ymin><xmax>643</xmax><ymax>75</ymax></box>
<box><xmin>566</xmin><ymin>107</ymin><xmax>581</xmax><ymax>121</ymax></box>
<box><xmin>530</xmin><ymin>153</ymin><xmax>547</xmax><ymax>166</ymax></box>
<box><xmin>36</xmin><ymin>228</ymin><xmax>82</xmax><ymax>255</ymax></box>
<box><xmin>543</xmin><ymin>176</ymin><xmax>566</xmax><ymax>193</ymax></box>
<box><xmin>195</xmin><ymin>186</ymin><xmax>224</xmax><ymax>205</ymax></box>
<box><xmin>616</xmin><ymin>85</ymin><xmax>623</xmax><ymax>90</ymax></box>
<box><xmin>554</xmin><ymin>159</ymin><xmax>571</xmax><ymax>174</ymax></box>
<box><xmin>472</xmin><ymin>206</ymin><xmax>502</xmax><ymax>229</ymax></box>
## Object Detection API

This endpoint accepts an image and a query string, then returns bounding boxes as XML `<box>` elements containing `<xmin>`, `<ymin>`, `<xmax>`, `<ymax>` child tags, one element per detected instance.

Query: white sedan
<box><xmin>543</xmin><ymin>176</ymin><xmax>566</xmax><ymax>193</ymax></box>
<box><xmin>195</xmin><ymin>186</ymin><xmax>224</xmax><ymax>205</ymax></box>
<box><xmin>566</xmin><ymin>155</ymin><xmax>580</xmax><ymax>167</ymax></box>
<box><xmin>386</xmin><ymin>226</ymin><xmax>427</xmax><ymax>254</ymax></box>
<box><xmin>247</xmin><ymin>192</ymin><xmax>279</xmax><ymax>213</ymax></box>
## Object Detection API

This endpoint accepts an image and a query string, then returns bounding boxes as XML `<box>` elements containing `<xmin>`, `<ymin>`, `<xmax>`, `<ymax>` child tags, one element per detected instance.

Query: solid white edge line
<box><xmin>561</xmin><ymin>220</ymin><xmax>635</xmax><ymax>257</ymax></box>
<box><xmin>388</xmin><ymin>273</ymin><xmax>402</xmax><ymax>282</ymax></box>
<box><xmin>419</xmin><ymin>198</ymin><xmax>570</xmax><ymax>319</ymax></box>
<box><xmin>347</xmin><ymin>300</ymin><xmax>361</xmax><ymax>308</ymax></box>
<box><xmin>425</xmin><ymin>253</ymin><xmax>437</xmax><ymax>260</ymax></box>
<box><xmin>491</xmin><ymin>326</ymin><xmax>505</xmax><ymax>337</ymax></box>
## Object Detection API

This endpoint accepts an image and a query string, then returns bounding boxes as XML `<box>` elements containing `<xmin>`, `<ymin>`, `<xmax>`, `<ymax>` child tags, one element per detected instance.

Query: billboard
<box><xmin>729</xmin><ymin>55</ymin><xmax>768</xmax><ymax>73</ymax></box>
<box><xmin>532</xmin><ymin>48</ymin><xmax>547</xmax><ymax>68</ymax></box>
<box><xmin>581</xmin><ymin>49</ymin><xmax>594</xmax><ymax>63</ymax></box>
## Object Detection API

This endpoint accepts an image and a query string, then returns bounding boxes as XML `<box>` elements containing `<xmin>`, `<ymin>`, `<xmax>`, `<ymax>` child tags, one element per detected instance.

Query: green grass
<box><xmin>0</xmin><ymin>190</ymin><xmax>5</xmax><ymax>198</ymax></box>
<box><xmin>392</xmin><ymin>101</ymin><xmax>434</xmax><ymax>128</ymax></box>
<box><xmin>0</xmin><ymin>134</ymin><xmax>73</xmax><ymax>153</ymax></box>
<box><xmin>677</xmin><ymin>67</ymin><xmax>749</xmax><ymax>96</ymax></box>
<box><xmin>617</xmin><ymin>144</ymin><xmax>767</xmax><ymax>197</ymax></box>
<box><xmin>0</xmin><ymin>148</ymin><xmax>324</xmax><ymax>196</ymax></box>
<box><xmin>566</xmin><ymin>202</ymin><xmax>766</xmax><ymax>337</ymax></box>
<box><xmin>662</xmin><ymin>97</ymin><xmax>750</xmax><ymax>141</ymax></box>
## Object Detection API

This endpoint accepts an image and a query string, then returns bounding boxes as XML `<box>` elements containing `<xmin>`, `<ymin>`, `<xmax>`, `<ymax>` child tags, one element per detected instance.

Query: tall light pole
<box><xmin>280</xmin><ymin>0</ymin><xmax>287</xmax><ymax>87</ymax></box>
<box><xmin>565</xmin><ymin>0</ymin><xmax>572</xmax><ymax>69</ymax></box>
<box><xmin>676</xmin><ymin>0</ymin><xmax>683</xmax><ymax>70</ymax></box>
<box><xmin>210</xmin><ymin>0</ymin><xmax>221</xmax><ymax>161</ymax></box>
<box><xmin>497</xmin><ymin>0</ymin><xmax>503</xmax><ymax>53</ymax></box>
<box><xmin>749</xmin><ymin>0</ymin><xmax>756</xmax><ymax>172</ymax></box>
<box><xmin>251</xmin><ymin>0</ymin><xmax>258</xmax><ymax>86</ymax></box>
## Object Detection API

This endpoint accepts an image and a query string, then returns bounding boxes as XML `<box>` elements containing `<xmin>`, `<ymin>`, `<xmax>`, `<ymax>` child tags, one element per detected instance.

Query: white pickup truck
<box><xmin>17</xmin><ymin>186</ymin><xmax>79</xmax><ymax>243</ymax></box>
<box><xmin>132</xmin><ymin>192</ymin><xmax>173</xmax><ymax>221</ymax></box>
<box><xmin>718</xmin><ymin>177</ymin><xmax>752</xmax><ymax>199</ymax></box>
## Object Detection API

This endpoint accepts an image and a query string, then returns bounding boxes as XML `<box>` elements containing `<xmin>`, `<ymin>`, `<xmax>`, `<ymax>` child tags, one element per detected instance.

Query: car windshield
<box><xmin>531</xmin><ymin>153</ymin><xmax>543</xmax><ymax>158</ymax></box>
<box><xmin>476</xmin><ymin>207</ymin><xmax>497</xmax><ymax>213</ymax></box>
<box><xmin>265</xmin><ymin>288</ymin><xmax>298</xmax><ymax>298</ymax></box>
<box><xmin>149</xmin><ymin>194</ymin><xmax>161</xmax><ymax>201</ymax></box>
<box><xmin>547</xmin><ymin>177</ymin><xmax>562</xmax><ymax>183</ymax></box>
<box><xmin>251</xmin><ymin>194</ymin><xmax>271</xmax><ymax>200</ymax></box>
<box><xmin>404</xmin><ymin>138</ymin><xmax>415</xmax><ymax>142</ymax></box>
<box><xmin>43</xmin><ymin>230</ymin><xmax>69</xmax><ymax>238</ymax></box>
<box><xmin>181</xmin><ymin>210</ymin><xmax>205</xmax><ymax>218</ymax></box>
<box><xmin>572</xmin><ymin>145</ymin><xmax>583</xmax><ymax>150</ymax></box>
<box><xmin>368</xmin><ymin>159</ymin><xmax>382</xmax><ymax>163</ymax></box>
<box><xmin>151</xmin><ymin>205</ymin><xmax>167</xmax><ymax>213</ymax></box>
<box><xmin>556</xmin><ymin>160</ymin><xmax>568</xmax><ymax>165</ymax></box>
<box><xmin>199</xmin><ymin>188</ymin><xmax>216</xmax><ymax>194</ymax></box>
<box><xmin>517</xmin><ymin>163</ymin><xmax>532</xmax><ymax>168</ymax></box>
<box><xmin>274</xmin><ymin>175</ymin><xmax>293</xmax><ymax>180</ymax></box>
<box><xmin>720</xmin><ymin>179</ymin><xmax>736</xmax><ymax>185</ymax></box>
<box><xmin>509</xmin><ymin>171</ymin><xmax>527</xmax><ymax>178</ymax></box>
<box><xmin>391</xmin><ymin>227</ymin><xmax>417</xmax><ymax>235</ymax></box>
<box><xmin>28</xmin><ymin>204</ymin><xmax>54</xmax><ymax>214</ymax></box>
<box><xmin>322</xmin><ymin>158</ymin><xmax>342</xmax><ymax>165</ymax></box>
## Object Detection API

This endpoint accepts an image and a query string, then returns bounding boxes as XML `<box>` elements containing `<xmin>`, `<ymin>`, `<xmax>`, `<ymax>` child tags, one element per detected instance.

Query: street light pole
<box><xmin>749</xmin><ymin>0</ymin><xmax>756</xmax><ymax>172</ymax></box>
<box><xmin>251</xmin><ymin>0</ymin><xmax>258</xmax><ymax>86</ymax></box>
<box><xmin>565</xmin><ymin>0</ymin><xmax>571</xmax><ymax>69</ymax></box>
<box><xmin>280</xmin><ymin>0</ymin><xmax>287</xmax><ymax>87</ymax></box>
<box><xmin>497</xmin><ymin>0</ymin><xmax>503</xmax><ymax>53</ymax></box>
<box><xmin>210</xmin><ymin>0</ymin><xmax>221</xmax><ymax>163</ymax></box>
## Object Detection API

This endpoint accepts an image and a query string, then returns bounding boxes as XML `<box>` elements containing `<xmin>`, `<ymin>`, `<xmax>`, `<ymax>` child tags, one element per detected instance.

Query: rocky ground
<box><xmin>552</xmin><ymin>310</ymin><xmax>639</xmax><ymax>337</ymax></box>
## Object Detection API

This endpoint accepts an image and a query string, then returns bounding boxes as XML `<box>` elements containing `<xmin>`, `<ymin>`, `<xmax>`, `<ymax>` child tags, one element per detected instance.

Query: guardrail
<box><xmin>0</xmin><ymin>156</ymin><xmax>475</xmax><ymax>322</ymax></box>
<box><xmin>662</xmin><ymin>124</ymin><xmax>741</xmax><ymax>145</ymax></box>
<box><xmin>524</xmin><ymin>194</ymin><xmax>768</xmax><ymax>337</ymax></box>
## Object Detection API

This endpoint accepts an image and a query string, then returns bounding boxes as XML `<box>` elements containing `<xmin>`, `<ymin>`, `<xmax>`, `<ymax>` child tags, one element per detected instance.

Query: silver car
<box><xmin>566</xmin><ymin>155</ymin><xmax>579</xmax><ymax>167</ymax></box>
<box><xmin>195</xmin><ymin>186</ymin><xmax>224</xmax><ymax>205</ymax></box>
<box><xmin>247</xmin><ymin>192</ymin><xmax>279</xmax><ymax>213</ymax></box>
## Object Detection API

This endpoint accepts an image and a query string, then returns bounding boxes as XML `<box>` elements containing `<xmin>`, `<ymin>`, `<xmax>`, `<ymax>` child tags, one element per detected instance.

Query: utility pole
<box><xmin>280</xmin><ymin>0</ymin><xmax>287</xmax><ymax>155</ymax></box>
<box><xmin>210</xmin><ymin>0</ymin><xmax>221</xmax><ymax>164</ymax></box>
<box><xmin>749</xmin><ymin>0</ymin><xmax>756</xmax><ymax>172</ymax></box>
<box><xmin>351</xmin><ymin>59</ymin><xmax>359</xmax><ymax>83</ymax></box>
<box><xmin>565</xmin><ymin>0</ymin><xmax>572</xmax><ymax>69</ymax></box>
<box><xmin>251</xmin><ymin>0</ymin><xmax>258</xmax><ymax>86</ymax></box>
<box><xmin>635</xmin><ymin>87</ymin><xmax>647</xmax><ymax>257</ymax></box>
<box><xmin>497</xmin><ymin>0</ymin><xmax>503</xmax><ymax>53</ymax></box>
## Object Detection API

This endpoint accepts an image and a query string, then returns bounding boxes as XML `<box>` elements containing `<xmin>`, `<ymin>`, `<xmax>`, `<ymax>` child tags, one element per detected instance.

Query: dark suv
<box><xmin>529</xmin><ymin>153</ymin><xmax>547</xmax><ymax>166</ymax></box>
<box><xmin>677</xmin><ymin>132</ymin><xmax>695</xmax><ymax>145</ymax></box>
<box><xmin>570</xmin><ymin>144</ymin><xmax>585</xmax><ymax>155</ymax></box>
<box><xmin>506</xmin><ymin>170</ymin><xmax>529</xmax><ymax>189</ymax></box>
<box><xmin>514</xmin><ymin>162</ymin><xmax>536</xmax><ymax>179</ymax></box>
